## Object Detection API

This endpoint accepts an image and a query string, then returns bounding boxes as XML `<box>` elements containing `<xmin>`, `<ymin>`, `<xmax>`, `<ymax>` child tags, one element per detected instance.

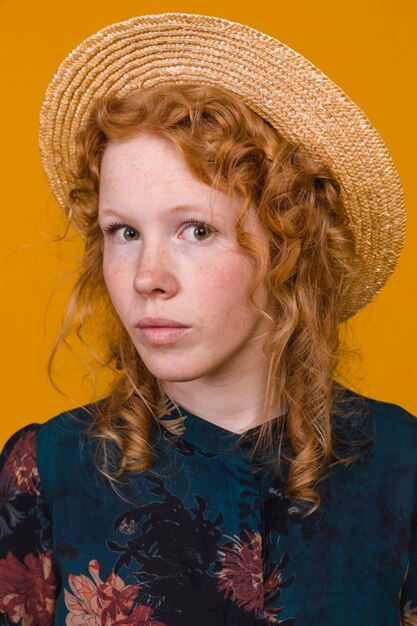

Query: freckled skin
<box><xmin>99</xmin><ymin>132</ymin><xmax>275</xmax><ymax>431</ymax></box>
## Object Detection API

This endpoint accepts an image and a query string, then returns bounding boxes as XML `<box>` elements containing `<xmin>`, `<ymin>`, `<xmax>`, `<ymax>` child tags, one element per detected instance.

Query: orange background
<box><xmin>0</xmin><ymin>0</ymin><xmax>416</xmax><ymax>445</ymax></box>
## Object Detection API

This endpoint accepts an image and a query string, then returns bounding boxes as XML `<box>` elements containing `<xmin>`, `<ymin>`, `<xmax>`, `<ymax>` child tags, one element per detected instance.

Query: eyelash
<box><xmin>102</xmin><ymin>219</ymin><xmax>216</xmax><ymax>241</ymax></box>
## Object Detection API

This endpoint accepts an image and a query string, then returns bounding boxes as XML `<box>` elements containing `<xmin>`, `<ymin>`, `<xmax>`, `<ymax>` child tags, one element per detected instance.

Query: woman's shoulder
<box><xmin>1</xmin><ymin>402</ymin><xmax>101</xmax><ymax>497</ymax></box>
<box><xmin>1</xmin><ymin>401</ymin><xmax>98</xmax><ymax>454</ymax></box>
<box><xmin>333</xmin><ymin>383</ymin><xmax>417</xmax><ymax>462</ymax></box>
<box><xmin>36</xmin><ymin>401</ymin><xmax>99</xmax><ymax>447</ymax></box>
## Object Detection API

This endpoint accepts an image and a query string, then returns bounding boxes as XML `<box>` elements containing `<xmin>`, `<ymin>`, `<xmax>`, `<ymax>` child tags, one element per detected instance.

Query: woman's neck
<box><xmin>160</xmin><ymin>353</ymin><xmax>281</xmax><ymax>434</ymax></box>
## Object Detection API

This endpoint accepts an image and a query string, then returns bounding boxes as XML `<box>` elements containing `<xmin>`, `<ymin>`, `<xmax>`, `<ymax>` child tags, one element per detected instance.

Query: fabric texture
<box><xmin>1</xmin><ymin>385</ymin><xmax>417</xmax><ymax>625</ymax></box>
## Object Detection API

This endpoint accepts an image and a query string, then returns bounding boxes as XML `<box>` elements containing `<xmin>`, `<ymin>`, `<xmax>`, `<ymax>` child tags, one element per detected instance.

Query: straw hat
<box><xmin>39</xmin><ymin>12</ymin><xmax>406</xmax><ymax>319</ymax></box>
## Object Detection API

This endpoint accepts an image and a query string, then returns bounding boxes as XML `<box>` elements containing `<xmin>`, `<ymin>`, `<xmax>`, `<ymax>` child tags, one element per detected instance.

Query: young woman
<box><xmin>0</xmin><ymin>13</ymin><xmax>416</xmax><ymax>626</ymax></box>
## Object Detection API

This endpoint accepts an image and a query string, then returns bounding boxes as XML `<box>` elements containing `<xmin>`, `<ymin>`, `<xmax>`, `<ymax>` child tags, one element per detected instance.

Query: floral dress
<box><xmin>1</xmin><ymin>384</ymin><xmax>417</xmax><ymax>625</ymax></box>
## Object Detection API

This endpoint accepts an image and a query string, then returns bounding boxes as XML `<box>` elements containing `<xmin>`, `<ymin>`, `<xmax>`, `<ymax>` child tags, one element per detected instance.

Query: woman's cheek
<box><xmin>102</xmin><ymin>261</ymin><xmax>129</xmax><ymax>309</ymax></box>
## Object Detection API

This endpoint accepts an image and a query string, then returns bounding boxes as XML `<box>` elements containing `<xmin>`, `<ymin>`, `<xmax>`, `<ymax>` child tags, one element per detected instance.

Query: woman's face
<box><xmin>98</xmin><ymin>132</ymin><xmax>273</xmax><ymax>384</ymax></box>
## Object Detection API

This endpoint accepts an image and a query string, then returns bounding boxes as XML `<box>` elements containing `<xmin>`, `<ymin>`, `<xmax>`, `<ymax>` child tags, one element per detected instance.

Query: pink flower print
<box><xmin>216</xmin><ymin>530</ymin><xmax>295</xmax><ymax>623</ymax></box>
<box><xmin>216</xmin><ymin>530</ymin><xmax>264</xmax><ymax>614</ymax></box>
<box><xmin>64</xmin><ymin>559</ymin><xmax>167</xmax><ymax>625</ymax></box>
<box><xmin>403</xmin><ymin>601</ymin><xmax>417</xmax><ymax>626</ymax></box>
<box><xmin>0</xmin><ymin>549</ymin><xmax>58</xmax><ymax>625</ymax></box>
<box><xmin>1</xmin><ymin>429</ymin><xmax>40</xmax><ymax>496</ymax></box>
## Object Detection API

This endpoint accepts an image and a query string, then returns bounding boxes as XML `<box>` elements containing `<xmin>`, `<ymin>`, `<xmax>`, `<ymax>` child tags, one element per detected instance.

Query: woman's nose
<box><xmin>132</xmin><ymin>243</ymin><xmax>179</xmax><ymax>297</ymax></box>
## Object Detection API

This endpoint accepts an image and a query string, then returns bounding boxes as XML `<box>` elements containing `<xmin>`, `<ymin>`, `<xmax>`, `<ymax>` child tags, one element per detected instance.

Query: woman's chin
<box><xmin>139</xmin><ymin>360</ymin><xmax>206</xmax><ymax>383</ymax></box>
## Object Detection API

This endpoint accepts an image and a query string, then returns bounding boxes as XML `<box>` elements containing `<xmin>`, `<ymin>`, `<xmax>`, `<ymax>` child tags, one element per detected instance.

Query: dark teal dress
<box><xmin>1</xmin><ymin>385</ymin><xmax>417</xmax><ymax>625</ymax></box>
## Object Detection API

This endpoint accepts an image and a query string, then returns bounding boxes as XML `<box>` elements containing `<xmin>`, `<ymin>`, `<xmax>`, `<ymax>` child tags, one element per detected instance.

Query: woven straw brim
<box><xmin>39</xmin><ymin>12</ymin><xmax>406</xmax><ymax>319</ymax></box>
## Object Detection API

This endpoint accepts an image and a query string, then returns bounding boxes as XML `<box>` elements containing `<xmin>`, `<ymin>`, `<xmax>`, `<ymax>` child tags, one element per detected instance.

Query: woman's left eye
<box><xmin>181</xmin><ymin>220</ymin><xmax>215</xmax><ymax>242</ymax></box>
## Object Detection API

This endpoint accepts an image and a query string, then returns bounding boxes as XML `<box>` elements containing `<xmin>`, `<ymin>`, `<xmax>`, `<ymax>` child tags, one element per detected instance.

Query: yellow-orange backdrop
<box><xmin>0</xmin><ymin>0</ymin><xmax>416</xmax><ymax>445</ymax></box>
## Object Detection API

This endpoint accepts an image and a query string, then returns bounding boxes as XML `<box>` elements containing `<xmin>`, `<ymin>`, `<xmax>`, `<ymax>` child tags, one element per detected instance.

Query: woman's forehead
<box><xmin>98</xmin><ymin>133</ymin><xmax>248</xmax><ymax>220</ymax></box>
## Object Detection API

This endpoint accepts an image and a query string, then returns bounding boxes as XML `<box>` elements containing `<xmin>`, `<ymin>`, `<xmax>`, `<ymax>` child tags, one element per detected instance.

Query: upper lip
<box><xmin>136</xmin><ymin>317</ymin><xmax>188</xmax><ymax>328</ymax></box>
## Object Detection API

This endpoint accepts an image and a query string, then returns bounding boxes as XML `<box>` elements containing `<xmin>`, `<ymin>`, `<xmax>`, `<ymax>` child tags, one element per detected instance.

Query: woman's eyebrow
<box><xmin>165</xmin><ymin>204</ymin><xmax>212</xmax><ymax>215</ymax></box>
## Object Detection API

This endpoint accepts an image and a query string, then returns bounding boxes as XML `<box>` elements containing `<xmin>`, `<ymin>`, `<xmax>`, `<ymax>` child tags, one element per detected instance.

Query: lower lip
<box><xmin>136</xmin><ymin>326</ymin><xmax>191</xmax><ymax>345</ymax></box>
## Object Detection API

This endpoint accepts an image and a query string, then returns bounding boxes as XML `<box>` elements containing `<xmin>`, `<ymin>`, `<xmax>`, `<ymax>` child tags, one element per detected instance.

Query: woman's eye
<box><xmin>182</xmin><ymin>221</ymin><xmax>214</xmax><ymax>241</ymax></box>
<box><xmin>121</xmin><ymin>227</ymin><xmax>139</xmax><ymax>241</ymax></box>
<box><xmin>102</xmin><ymin>220</ymin><xmax>214</xmax><ymax>242</ymax></box>
<box><xmin>103</xmin><ymin>223</ymin><xmax>139</xmax><ymax>240</ymax></box>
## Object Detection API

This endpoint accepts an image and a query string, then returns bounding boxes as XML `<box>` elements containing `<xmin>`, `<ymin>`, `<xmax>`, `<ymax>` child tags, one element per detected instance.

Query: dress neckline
<box><xmin>156</xmin><ymin>395</ymin><xmax>283</xmax><ymax>456</ymax></box>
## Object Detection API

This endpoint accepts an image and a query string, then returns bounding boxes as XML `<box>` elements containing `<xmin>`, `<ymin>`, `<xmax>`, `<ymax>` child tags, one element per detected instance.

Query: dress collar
<box><xmin>156</xmin><ymin>395</ymin><xmax>283</xmax><ymax>457</ymax></box>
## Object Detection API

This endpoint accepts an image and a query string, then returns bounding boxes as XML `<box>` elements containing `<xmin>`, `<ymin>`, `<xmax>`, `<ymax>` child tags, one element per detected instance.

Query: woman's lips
<box><xmin>136</xmin><ymin>326</ymin><xmax>191</xmax><ymax>345</ymax></box>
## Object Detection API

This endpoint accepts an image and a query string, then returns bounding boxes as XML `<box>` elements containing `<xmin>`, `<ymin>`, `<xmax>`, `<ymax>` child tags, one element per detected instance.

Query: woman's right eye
<box><xmin>121</xmin><ymin>226</ymin><xmax>139</xmax><ymax>241</ymax></box>
<box><xmin>102</xmin><ymin>222</ymin><xmax>139</xmax><ymax>241</ymax></box>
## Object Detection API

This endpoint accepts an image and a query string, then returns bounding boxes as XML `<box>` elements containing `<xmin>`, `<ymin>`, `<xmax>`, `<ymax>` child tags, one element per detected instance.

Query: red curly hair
<box><xmin>48</xmin><ymin>82</ymin><xmax>363</xmax><ymax>513</ymax></box>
